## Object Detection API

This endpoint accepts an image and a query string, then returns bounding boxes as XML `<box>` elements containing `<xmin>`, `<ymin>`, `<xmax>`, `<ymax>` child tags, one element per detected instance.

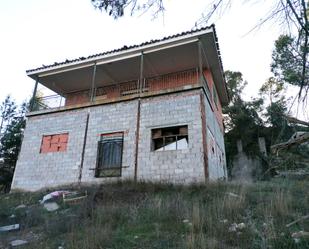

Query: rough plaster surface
<box><xmin>12</xmin><ymin>89</ymin><xmax>227</xmax><ymax>191</ymax></box>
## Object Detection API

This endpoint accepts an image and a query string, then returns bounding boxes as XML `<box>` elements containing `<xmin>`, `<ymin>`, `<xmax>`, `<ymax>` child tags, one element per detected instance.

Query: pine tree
<box><xmin>0</xmin><ymin>95</ymin><xmax>17</xmax><ymax>135</ymax></box>
<box><xmin>0</xmin><ymin>98</ymin><xmax>27</xmax><ymax>192</ymax></box>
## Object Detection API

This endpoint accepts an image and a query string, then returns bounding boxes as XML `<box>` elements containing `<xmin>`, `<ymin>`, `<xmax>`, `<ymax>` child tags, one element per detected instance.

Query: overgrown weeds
<box><xmin>0</xmin><ymin>179</ymin><xmax>308</xmax><ymax>248</ymax></box>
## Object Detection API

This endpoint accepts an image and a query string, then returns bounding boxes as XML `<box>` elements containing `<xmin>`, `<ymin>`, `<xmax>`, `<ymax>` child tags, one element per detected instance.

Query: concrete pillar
<box><xmin>236</xmin><ymin>140</ymin><xmax>243</xmax><ymax>153</ymax></box>
<box><xmin>258</xmin><ymin>137</ymin><xmax>267</xmax><ymax>156</ymax></box>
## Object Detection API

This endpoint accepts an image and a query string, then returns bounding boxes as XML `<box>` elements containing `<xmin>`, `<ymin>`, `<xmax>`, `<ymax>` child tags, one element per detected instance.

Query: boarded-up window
<box><xmin>152</xmin><ymin>125</ymin><xmax>188</xmax><ymax>151</ymax></box>
<box><xmin>95</xmin><ymin>132</ymin><xmax>123</xmax><ymax>177</ymax></box>
<box><xmin>40</xmin><ymin>133</ymin><xmax>69</xmax><ymax>153</ymax></box>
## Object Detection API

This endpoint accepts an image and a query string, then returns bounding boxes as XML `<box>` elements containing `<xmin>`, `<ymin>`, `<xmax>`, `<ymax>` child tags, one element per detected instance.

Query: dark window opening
<box><xmin>152</xmin><ymin>125</ymin><xmax>188</xmax><ymax>151</ymax></box>
<box><xmin>95</xmin><ymin>132</ymin><xmax>123</xmax><ymax>177</ymax></box>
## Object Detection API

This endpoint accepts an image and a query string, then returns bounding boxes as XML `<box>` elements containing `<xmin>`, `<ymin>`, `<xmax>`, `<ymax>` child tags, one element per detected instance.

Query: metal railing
<box><xmin>31</xmin><ymin>95</ymin><xmax>65</xmax><ymax>111</ymax></box>
<box><xmin>95</xmin><ymin>80</ymin><xmax>143</xmax><ymax>99</ymax></box>
<box><xmin>30</xmin><ymin>69</ymin><xmax>200</xmax><ymax>112</ymax></box>
<box><xmin>146</xmin><ymin>69</ymin><xmax>198</xmax><ymax>91</ymax></box>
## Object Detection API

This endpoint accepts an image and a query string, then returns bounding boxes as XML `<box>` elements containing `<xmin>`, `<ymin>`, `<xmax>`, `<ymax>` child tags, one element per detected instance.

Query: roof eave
<box><xmin>26</xmin><ymin>27</ymin><xmax>214</xmax><ymax>78</ymax></box>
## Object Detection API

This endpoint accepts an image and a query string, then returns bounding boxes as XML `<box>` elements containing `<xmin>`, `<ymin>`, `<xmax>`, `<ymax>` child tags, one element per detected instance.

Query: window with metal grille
<box><xmin>95</xmin><ymin>132</ymin><xmax>123</xmax><ymax>177</ymax></box>
<box><xmin>151</xmin><ymin>125</ymin><xmax>188</xmax><ymax>151</ymax></box>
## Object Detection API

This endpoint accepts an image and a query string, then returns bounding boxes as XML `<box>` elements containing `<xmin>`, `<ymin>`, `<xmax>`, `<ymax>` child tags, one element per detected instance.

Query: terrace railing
<box><xmin>30</xmin><ymin>68</ymin><xmax>201</xmax><ymax>112</ymax></box>
<box><xmin>31</xmin><ymin>95</ymin><xmax>65</xmax><ymax>112</ymax></box>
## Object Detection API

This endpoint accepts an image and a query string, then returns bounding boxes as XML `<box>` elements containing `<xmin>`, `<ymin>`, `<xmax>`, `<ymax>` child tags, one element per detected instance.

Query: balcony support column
<box><xmin>30</xmin><ymin>76</ymin><xmax>39</xmax><ymax>111</ymax></box>
<box><xmin>198</xmin><ymin>40</ymin><xmax>203</xmax><ymax>83</ymax></box>
<box><xmin>90</xmin><ymin>62</ymin><xmax>97</xmax><ymax>102</ymax></box>
<box><xmin>134</xmin><ymin>52</ymin><xmax>144</xmax><ymax>182</ymax></box>
<box><xmin>139</xmin><ymin>52</ymin><xmax>144</xmax><ymax>94</ymax></box>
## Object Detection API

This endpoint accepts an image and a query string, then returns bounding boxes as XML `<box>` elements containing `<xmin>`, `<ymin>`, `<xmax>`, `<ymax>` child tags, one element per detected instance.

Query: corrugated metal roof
<box><xmin>26</xmin><ymin>24</ymin><xmax>222</xmax><ymax>74</ymax></box>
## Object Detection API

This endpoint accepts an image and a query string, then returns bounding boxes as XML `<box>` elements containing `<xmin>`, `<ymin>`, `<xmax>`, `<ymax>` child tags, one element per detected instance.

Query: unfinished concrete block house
<box><xmin>12</xmin><ymin>25</ymin><xmax>229</xmax><ymax>191</ymax></box>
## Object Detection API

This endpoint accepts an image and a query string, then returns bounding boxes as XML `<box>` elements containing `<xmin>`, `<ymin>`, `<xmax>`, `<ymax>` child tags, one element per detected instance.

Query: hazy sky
<box><xmin>0</xmin><ymin>0</ymin><xmax>283</xmax><ymax>104</ymax></box>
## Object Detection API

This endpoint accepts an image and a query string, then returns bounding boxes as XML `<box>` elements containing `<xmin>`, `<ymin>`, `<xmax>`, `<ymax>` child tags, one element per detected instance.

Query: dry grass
<box><xmin>0</xmin><ymin>179</ymin><xmax>308</xmax><ymax>248</ymax></box>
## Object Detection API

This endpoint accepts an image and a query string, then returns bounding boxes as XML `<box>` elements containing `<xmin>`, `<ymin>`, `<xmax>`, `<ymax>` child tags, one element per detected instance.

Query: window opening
<box><xmin>152</xmin><ymin>125</ymin><xmax>188</xmax><ymax>151</ymax></box>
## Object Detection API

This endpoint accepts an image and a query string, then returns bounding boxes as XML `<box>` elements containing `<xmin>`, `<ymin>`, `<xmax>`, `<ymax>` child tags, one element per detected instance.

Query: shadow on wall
<box><xmin>231</xmin><ymin>138</ymin><xmax>267</xmax><ymax>182</ymax></box>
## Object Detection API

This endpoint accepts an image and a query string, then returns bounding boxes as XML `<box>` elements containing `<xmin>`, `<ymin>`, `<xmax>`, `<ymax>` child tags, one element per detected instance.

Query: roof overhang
<box><xmin>27</xmin><ymin>25</ymin><xmax>229</xmax><ymax>105</ymax></box>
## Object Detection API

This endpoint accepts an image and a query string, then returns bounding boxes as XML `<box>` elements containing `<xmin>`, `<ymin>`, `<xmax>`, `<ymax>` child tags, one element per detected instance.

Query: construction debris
<box><xmin>40</xmin><ymin>190</ymin><xmax>71</xmax><ymax>204</ymax></box>
<box><xmin>0</xmin><ymin>224</ymin><xmax>20</xmax><ymax>232</ymax></box>
<box><xmin>228</xmin><ymin>222</ymin><xmax>246</xmax><ymax>232</ymax></box>
<box><xmin>286</xmin><ymin>214</ymin><xmax>309</xmax><ymax>228</ymax></box>
<box><xmin>10</xmin><ymin>239</ymin><xmax>29</xmax><ymax>247</ymax></box>
<box><xmin>15</xmin><ymin>204</ymin><xmax>26</xmax><ymax>210</ymax></box>
<box><xmin>43</xmin><ymin>202</ymin><xmax>60</xmax><ymax>212</ymax></box>
<box><xmin>227</xmin><ymin>192</ymin><xmax>240</xmax><ymax>198</ymax></box>
<box><xmin>291</xmin><ymin>231</ymin><xmax>309</xmax><ymax>239</ymax></box>
<box><xmin>62</xmin><ymin>191</ymin><xmax>87</xmax><ymax>204</ymax></box>
<box><xmin>228</xmin><ymin>223</ymin><xmax>237</xmax><ymax>232</ymax></box>
<box><xmin>220</xmin><ymin>219</ymin><xmax>228</xmax><ymax>224</ymax></box>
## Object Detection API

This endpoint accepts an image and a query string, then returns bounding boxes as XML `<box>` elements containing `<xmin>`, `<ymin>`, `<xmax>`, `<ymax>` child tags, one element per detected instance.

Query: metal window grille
<box><xmin>95</xmin><ymin>133</ymin><xmax>123</xmax><ymax>177</ymax></box>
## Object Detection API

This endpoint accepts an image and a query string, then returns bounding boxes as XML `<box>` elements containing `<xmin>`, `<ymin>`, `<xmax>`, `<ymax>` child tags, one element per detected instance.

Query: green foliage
<box><xmin>259</xmin><ymin>77</ymin><xmax>285</xmax><ymax>104</ymax></box>
<box><xmin>271</xmin><ymin>34</ymin><xmax>309</xmax><ymax>98</ymax></box>
<box><xmin>223</xmin><ymin>71</ymin><xmax>264</xmax><ymax>171</ymax></box>
<box><xmin>0</xmin><ymin>101</ymin><xmax>27</xmax><ymax>166</ymax></box>
<box><xmin>91</xmin><ymin>0</ymin><xmax>127</xmax><ymax>18</ymax></box>
<box><xmin>0</xmin><ymin>95</ymin><xmax>17</xmax><ymax>134</ymax></box>
<box><xmin>1</xmin><ymin>117</ymin><xmax>26</xmax><ymax>166</ymax></box>
<box><xmin>224</xmin><ymin>70</ymin><xmax>248</xmax><ymax>103</ymax></box>
<box><xmin>91</xmin><ymin>0</ymin><xmax>164</xmax><ymax>18</ymax></box>
<box><xmin>258</xmin><ymin>77</ymin><xmax>295</xmax><ymax>145</ymax></box>
<box><xmin>0</xmin><ymin>97</ymin><xmax>28</xmax><ymax>192</ymax></box>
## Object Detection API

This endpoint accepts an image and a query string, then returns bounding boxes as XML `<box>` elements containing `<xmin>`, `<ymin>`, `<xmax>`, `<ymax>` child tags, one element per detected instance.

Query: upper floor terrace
<box><xmin>27</xmin><ymin>25</ymin><xmax>228</xmax><ymax>116</ymax></box>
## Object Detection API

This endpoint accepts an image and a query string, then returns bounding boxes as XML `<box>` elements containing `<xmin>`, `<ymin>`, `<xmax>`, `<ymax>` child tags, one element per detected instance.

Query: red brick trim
<box><xmin>199</xmin><ymin>91</ymin><xmax>209</xmax><ymax>180</ymax></box>
<box><xmin>134</xmin><ymin>99</ymin><xmax>141</xmax><ymax>181</ymax></box>
<box><xmin>40</xmin><ymin>133</ymin><xmax>69</xmax><ymax>153</ymax></box>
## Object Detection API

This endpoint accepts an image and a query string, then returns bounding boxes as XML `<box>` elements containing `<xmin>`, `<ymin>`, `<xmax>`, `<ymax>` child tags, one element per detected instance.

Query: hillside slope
<box><xmin>0</xmin><ymin>179</ymin><xmax>308</xmax><ymax>249</ymax></box>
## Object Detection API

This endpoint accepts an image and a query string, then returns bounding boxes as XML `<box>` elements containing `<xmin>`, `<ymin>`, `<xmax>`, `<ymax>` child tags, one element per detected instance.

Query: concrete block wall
<box><xmin>81</xmin><ymin>101</ymin><xmax>138</xmax><ymax>184</ymax></box>
<box><xmin>138</xmin><ymin>90</ymin><xmax>205</xmax><ymax>184</ymax></box>
<box><xmin>11</xmin><ymin>109</ymin><xmax>88</xmax><ymax>191</ymax></box>
<box><xmin>11</xmin><ymin>88</ymin><xmax>227</xmax><ymax>191</ymax></box>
